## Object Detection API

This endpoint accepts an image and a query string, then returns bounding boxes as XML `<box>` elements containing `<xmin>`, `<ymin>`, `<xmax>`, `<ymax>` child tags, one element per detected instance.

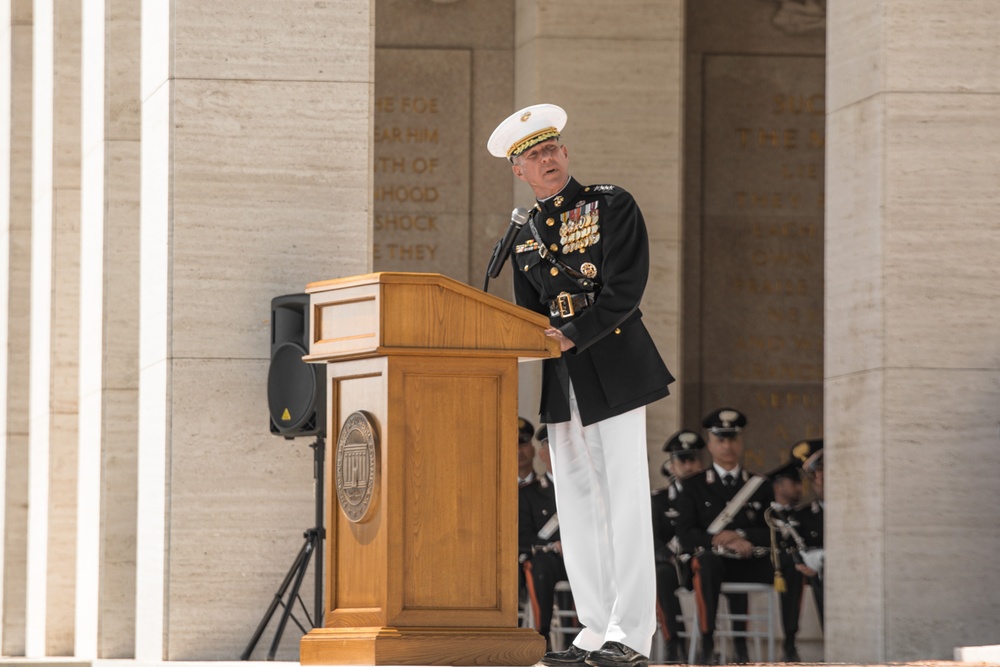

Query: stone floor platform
<box><xmin>0</xmin><ymin>660</ymin><xmax>998</xmax><ymax>667</ymax></box>
<box><xmin>0</xmin><ymin>655</ymin><xmax>998</xmax><ymax>667</ymax></box>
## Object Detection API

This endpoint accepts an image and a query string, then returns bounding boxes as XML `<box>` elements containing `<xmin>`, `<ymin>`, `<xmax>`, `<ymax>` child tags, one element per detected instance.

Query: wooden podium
<box><xmin>299</xmin><ymin>272</ymin><xmax>558</xmax><ymax>666</ymax></box>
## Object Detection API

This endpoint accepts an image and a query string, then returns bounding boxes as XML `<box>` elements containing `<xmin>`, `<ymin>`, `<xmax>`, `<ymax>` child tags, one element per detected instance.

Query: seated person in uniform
<box><xmin>651</xmin><ymin>429</ymin><xmax>705</xmax><ymax>663</ymax></box>
<box><xmin>764</xmin><ymin>456</ymin><xmax>807</xmax><ymax>662</ymax></box>
<box><xmin>519</xmin><ymin>422</ymin><xmax>569</xmax><ymax>649</ymax></box>
<box><xmin>791</xmin><ymin>440</ymin><xmax>824</xmax><ymax>627</ymax></box>
<box><xmin>519</xmin><ymin>417</ymin><xmax>538</xmax><ymax>486</ymax></box>
<box><xmin>518</xmin><ymin>417</ymin><xmax>537</xmax><ymax>603</ymax></box>
<box><xmin>675</xmin><ymin>408</ymin><xmax>775</xmax><ymax>665</ymax></box>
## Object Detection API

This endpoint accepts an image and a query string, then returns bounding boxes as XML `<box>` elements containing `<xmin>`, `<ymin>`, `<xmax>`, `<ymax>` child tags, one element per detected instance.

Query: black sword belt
<box><xmin>547</xmin><ymin>291</ymin><xmax>596</xmax><ymax>318</ymax></box>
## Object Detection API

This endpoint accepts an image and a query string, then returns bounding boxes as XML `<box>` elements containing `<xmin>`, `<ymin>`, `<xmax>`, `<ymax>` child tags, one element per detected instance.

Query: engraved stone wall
<box><xmin>700</xmin><ymin>54</ymin><xmax>825</xmax><ymax>468</ymax></box>
<box><xmin>374</xmin><ymin>49</ymin><xmax>470</xmax><ymax>281</ymax></box>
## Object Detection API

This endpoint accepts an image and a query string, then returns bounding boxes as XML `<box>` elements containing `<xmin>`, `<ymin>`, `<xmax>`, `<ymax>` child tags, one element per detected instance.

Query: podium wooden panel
<box><xmin>300</xmin><ymin>273</ymin><xmax>558</xmax><ymax>666</ymax></box>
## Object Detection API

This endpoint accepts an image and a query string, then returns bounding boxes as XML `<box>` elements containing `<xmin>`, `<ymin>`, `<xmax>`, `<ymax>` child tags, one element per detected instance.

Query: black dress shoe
<box><xmin>697</xmin><ymin>637</ymin><xmax>717</xmax><ymax>665</ymax></box>
<box><xmin>665</xmin><ymin>640</ymin><xmax>685</xmax><ymax>664</ymax></box>
<box><xmin>782</xmin><ymin>645</ymin><xmax>801</xmax><ymax>662</ymax></box>
<box><xmin>696</xmin><ymin>648</ymin><xmax>718</xmax><ymax>666</ymax></box>
<box><xmin>583</xmin><ymin>641</ymin><xmax>648</xmax><ymax>667</ymax></box>
<box><xmin>731</xmin><ymin>642</ymin><xmax>750</xmax><ymax>664</ymax></box>
<box><xmin>541</xmin><ymin>644</ymin><xmax>590</xmax><ymax>666</ymax></box>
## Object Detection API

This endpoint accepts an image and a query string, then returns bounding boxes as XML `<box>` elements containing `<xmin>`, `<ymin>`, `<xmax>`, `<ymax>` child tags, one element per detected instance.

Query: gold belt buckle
<box><xmin>556</xmin><ymin>292</ymin><xmax>575</xmax><ymax>318</ymax></box>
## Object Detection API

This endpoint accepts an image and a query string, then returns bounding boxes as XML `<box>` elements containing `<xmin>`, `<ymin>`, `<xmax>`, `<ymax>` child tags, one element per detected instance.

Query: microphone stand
<box><xmin>483</xmin><ymin>238</ymin><xmax>505</xmax><ymax>292</ymax></box>
<box><xmin>483</xmin><ymin>207</ymin><xmax>530</xmax><ymax>293</ymax></box>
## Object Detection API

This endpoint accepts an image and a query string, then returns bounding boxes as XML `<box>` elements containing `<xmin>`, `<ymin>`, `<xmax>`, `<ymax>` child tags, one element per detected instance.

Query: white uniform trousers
<box><xmin>549</xmin><ymin>381</ymin><xmax>656</xmax><ymax>656</ymax></box>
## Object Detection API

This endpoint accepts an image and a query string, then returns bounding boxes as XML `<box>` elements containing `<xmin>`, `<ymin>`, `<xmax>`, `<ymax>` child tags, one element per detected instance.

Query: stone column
<box><xmin>0</xmin><ymin>0</ymin><xmax>32</xmax><ymax>654</ymax></box>
<box><xmin>514</xmin><ymin>0</ymin><xmax>684</xmax><ymax>475</ymax></box>
<box><xmin>137</xmin><ymin>0</ymin><xmax>374</xmax><ymax>659</ymax></box>
<box><xmin>826</xmin><ymin>1</ymin><xmax>1000</xmax><ymax>661</ymax></box>
<box><xmin>75</xmin><ymin>0</ymin><xmax>140</xmax><ymax>658</ymax></box>
<box><xmin>25</xmin><ymin>0</ymin><xmax>80</xmax><ymax>656</ymax></box>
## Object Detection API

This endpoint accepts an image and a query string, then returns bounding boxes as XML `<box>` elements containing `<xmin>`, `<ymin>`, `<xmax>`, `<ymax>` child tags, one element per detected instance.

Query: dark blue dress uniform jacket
<box><xmin>675</xmin><ymin>468</ymin><xmax>774</xmax><ymax>552</ymax></box>
<box><xmin>651</xmin><ymin>483</ymin><xmax>682</xmax><ymax>563</ymax></box>
<box><xmin>792</xmin><ymin>500</ymin><xmax>823</xmax><ymax>548</ymax></box>
<box><xmin>511</xmin><ymin>177</ymin><xmax>674</xmax><ymax>426</ymax></box>
<box><xmin>519</xmin><ymin>474</ymin><xmax>560</xmax><ymax>558</ymax></box>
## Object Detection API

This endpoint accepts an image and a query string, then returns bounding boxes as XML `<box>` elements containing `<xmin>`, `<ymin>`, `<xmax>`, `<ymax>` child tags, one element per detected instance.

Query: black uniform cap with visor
<box><xmin>702</xmin><ymin>407</ymin><xmax>748</xmax><ymax>438</ymax></box>
<box><xmin>791</xmin><ymin>438</ymin><xmax>824</xmax><ymax>474</ymax></box>
<box><xmin>518</xmin><ymin>417</ymin><xmax>535</xmax><ymax>444</ymax></box>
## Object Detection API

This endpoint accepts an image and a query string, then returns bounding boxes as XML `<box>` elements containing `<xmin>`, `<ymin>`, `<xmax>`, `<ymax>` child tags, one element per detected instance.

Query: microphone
<box><xmin>486</xmin><ymin>207</ymin><xmax>530</xmax><ymax>280</ymax></box>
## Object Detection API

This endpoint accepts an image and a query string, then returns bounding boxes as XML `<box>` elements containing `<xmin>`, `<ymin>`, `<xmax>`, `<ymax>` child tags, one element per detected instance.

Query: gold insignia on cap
<box><xmin>792</xmin><ymin>441</ymin><xmax>811</xmax><ymax>462</ymax></box>
<box><xmin>550</xmin><ymin>267</ymin><xmax>559</xmax><ymax>277</ymax></box>
<box><xmin>520</xmin><ymin>111</ymin><xmax>532</xmax><ymax>122</ymax></box>
<box><xmin>580</xmin><ymin>262</ymin><xmax>597</xmax><ymax>279</ymax></box>
<box><xmin>554</xmin><ymin>196</ymin><xmax>564</xmax><ymax>208</ymax></box>
<box><xmin>680</xmin><ymin>432</ymin><xmax>698</xmax><ymax>446</ymax></box>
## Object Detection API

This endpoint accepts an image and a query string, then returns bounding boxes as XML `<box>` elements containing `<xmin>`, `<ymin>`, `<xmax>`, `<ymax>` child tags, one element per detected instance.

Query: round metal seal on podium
<box><xmin>335</xmin><ymin>411</ymin><xmax>380</xmax><ymax>523</ymax></box>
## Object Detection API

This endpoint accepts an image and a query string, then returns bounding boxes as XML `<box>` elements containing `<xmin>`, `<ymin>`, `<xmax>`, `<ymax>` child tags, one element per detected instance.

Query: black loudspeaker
<box><xmin>268</xmin><ymin>293</ymin><xmax>325</xmax><ymax>438</ymax></box>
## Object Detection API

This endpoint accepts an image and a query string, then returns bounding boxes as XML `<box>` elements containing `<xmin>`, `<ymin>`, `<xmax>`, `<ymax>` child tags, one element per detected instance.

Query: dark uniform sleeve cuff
<box><xmin>559</xmin><ymin>321</ymin><xmax>581</xmax><ymax>353</ymax></box>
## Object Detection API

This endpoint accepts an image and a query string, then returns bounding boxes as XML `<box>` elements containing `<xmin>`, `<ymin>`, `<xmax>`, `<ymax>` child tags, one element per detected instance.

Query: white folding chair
<box><xmin>683</xmin><ymin>581</ymin><xmax>778</xmax><ymax>664</ymax></box>
<box><xmin>548</xmin><ymin>580</ymin><xmax>579</xmax><ymax>651</ymax></box>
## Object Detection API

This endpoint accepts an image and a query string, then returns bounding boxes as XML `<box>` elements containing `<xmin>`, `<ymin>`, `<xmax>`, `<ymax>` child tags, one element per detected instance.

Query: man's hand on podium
<box><xmin>544</xmin><ymin>327</ymin><xmax>575</xmax><ymax>351</ymax></box>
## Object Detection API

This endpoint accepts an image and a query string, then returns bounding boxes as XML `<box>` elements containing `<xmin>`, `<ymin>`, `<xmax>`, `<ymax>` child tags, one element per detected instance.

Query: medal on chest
<box><xmin>559</xmin><ymin>201</ymin><xmax>601</xmax><ymax>254</ymax></box>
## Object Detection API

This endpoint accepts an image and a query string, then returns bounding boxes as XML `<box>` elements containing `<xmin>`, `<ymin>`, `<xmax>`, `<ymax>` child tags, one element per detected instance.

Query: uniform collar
<box><xmin>713</xmin><ymin>462</ymin><xmax>741</xmax><ymax>480</ymax></box>
<box><xmin>535</xmin><ymin>177</ymin><xmax>584</xmax><ymax>215</ymax></box>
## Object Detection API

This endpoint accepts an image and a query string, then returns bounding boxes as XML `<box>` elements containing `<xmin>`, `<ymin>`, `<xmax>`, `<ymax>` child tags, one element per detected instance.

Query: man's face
<box><xmin>512</xmin><ymin>139</ymin><xmax>569</xmax><ymax>199</ymax></box>
<box><xmin>669</xmin><ymin>454</ymin><xmax>703</xmax><ymax>480</ymax></box>
<box><xmin>518</xmin><ymin>438</ymin><xmax>535</xmax><ymax>474</ymax></box>
<box><xmin>773</xmin><ymin>477</ymin><xmax>803</xmax><ymax>506</ymax></box>
<box><xmin>812</xmin><ymin>467</ymin><xmax>824</xmax><ymax>499</ymax></box>
<box><xmin>706</xmin><ymin>432</ymin><xmax>743</xmax><ymax>469</ymax></box>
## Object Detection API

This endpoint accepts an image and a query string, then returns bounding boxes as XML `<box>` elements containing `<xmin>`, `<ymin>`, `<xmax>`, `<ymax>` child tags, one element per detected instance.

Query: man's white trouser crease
<box><xmin>549</xmin><ymin>381</ymin><xmax>656</xmax><ymax>656</ymax></box>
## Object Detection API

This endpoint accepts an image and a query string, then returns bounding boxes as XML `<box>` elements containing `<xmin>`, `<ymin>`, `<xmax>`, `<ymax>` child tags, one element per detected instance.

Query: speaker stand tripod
<box><xmin>242</xmin><ymin>435</ymin><xmax>325</xmax><ymax>661</ymax></box>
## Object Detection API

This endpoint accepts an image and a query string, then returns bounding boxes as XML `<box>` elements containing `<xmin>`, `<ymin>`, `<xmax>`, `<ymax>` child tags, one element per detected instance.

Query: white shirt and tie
<box><xmin>714</xmin><ymin>463</ymin><xmax>741</xmax><ymax>490</ymax></box>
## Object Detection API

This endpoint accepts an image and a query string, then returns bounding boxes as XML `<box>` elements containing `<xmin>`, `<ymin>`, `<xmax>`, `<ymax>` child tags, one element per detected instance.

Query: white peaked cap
<box><xmin>487</xmin><ymin>103</ymin><xmax>568</xmax><ymax>160</ymax></box>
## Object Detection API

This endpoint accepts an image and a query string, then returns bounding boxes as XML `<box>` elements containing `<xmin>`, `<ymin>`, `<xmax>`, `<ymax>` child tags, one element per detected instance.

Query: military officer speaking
<box><xmin>488</xmin><ymin>104</ymin><xmax>674</xmax><ymax>667</ymax></box>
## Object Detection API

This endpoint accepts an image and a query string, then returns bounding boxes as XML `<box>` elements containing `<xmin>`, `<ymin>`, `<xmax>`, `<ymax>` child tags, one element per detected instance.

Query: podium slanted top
<box><xmin>304</xmin><ymin>272</ymin><xmax>559</xmax><ymax>362</ymax></box>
